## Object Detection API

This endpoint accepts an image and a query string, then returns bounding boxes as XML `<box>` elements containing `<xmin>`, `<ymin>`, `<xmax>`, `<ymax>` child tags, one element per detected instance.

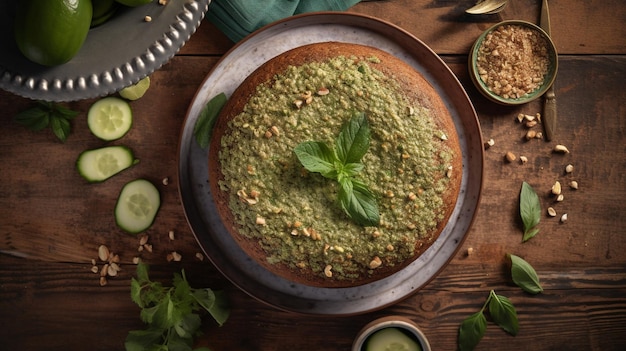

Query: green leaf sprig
<box><xmin>14</xmin><ymin>101</ymin><xmax>78</xmax><ymax>142</ymax></box>
<box><xmin>294</xmin><ymin>112</ymin><xmax>380</xmax><ymax>227</ymax></box>
<box><xmin>193</xmin><ymin>93</ymin><xmax>227</xmax><ymax>149</ymax></box>
<box><xmin>508</xmin><ymin>253</ymin><xmax>543</xmax><ymax>294</ymax></box>
<box><xmin>125</xmin><ymin>263</ymin><xmax>230</xmax><ymax>351</ymax></box>
<box><xmin>520</xmin><ymin>181</ymin><xmax>541</xmax><ymax>242</ymax></box>
<box><xmin>458</xmin><ymin>290</ymin><xmax>519</xmax><ymax>351</ymax></box>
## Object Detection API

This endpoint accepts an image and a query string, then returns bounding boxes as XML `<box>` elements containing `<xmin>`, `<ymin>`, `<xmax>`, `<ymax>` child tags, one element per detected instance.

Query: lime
<box><xmin>14</xmin><ymin>0</ymin><xmax>93</xmax><ymax>66</ymax></box>
<box><xmin>119</xmin><ymin>77</ymin><xmax>151</xmax><ymax>100</ymax></box>
<box><xmin>115</xmin><ymin>0</ymin><xmax>152</xmax><ymax>7</ymax></box>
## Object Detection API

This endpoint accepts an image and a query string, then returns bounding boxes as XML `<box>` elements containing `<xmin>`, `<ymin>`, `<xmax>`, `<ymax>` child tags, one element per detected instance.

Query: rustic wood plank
<box><xmin>179</xmin><ymin>0</ymin><xmax>626</xmax><ymax>56</ymax></box>
<box><xmin>1</xmin><ymin>256</ymin><xmax>624</xmax><ymax>351</ymax></box>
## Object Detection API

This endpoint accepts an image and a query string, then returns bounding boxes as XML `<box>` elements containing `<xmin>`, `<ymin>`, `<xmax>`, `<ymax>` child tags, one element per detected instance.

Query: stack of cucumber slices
<box><xmin>77</xmin><ymin>78</ymin><xmax>159</xmax><ymax>234</ymax></box>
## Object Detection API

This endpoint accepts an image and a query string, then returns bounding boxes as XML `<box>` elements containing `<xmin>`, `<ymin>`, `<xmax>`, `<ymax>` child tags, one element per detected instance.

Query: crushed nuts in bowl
<box><xmin>469</xmin><ymin>20</ymin><xmax>558</xmax><ymax>105</ymax></box>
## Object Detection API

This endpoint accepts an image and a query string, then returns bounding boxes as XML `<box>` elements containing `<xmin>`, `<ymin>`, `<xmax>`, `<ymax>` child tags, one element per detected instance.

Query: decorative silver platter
<box><xmin>0</xmin><ymin>0</ymin><xmax>210</xmax><ymax>102</ymax></box>
<box><xmin>178</xmin><ymin>12</ymin><xmax>484</xmax><ymax>315</ymax></box>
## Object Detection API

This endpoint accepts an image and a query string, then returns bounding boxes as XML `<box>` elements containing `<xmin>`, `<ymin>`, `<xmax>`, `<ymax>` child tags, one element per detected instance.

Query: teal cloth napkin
<box><xmin>207</xmin><ymin>0</ymin><xmax>361</xmax><ymax>42</ymax></box>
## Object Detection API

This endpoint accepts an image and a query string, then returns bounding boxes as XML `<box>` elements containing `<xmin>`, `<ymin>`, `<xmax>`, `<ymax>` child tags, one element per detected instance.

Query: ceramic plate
<box><xmin>178</xmin><ymin>12</ymin><xmax>484</xmax><ymax>315</ymax></box>
<box><xmin>0</xmin><ymin>0</ymin><xmax>210</xmax><ymax>102</ymax></box>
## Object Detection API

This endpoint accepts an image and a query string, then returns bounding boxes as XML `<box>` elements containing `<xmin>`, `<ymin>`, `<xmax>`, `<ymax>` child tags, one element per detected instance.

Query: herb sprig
<box><xmin>294</xmin><ymin>112</ymin><xmax>380</xmax><ymax>226</ymax></box>
<box><xmin>458</xmin><ymin>290</ymin><xmax>519</xmax><ymax>351</ymax></box>
<box><xmin>14</xmin><ymin>101</ymin><xmax>78</xmax><ymax>142</ymax></box>
<box><xmin>125</xmin><ymin>263</ymin><xmax>230</xmax><ymax>351</ymax></box>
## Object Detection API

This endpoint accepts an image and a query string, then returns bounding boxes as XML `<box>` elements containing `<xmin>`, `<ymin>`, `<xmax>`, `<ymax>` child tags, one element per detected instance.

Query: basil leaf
<box><xmin>520</xmin><ymin>182</ymin><xmax>541</xmax><ymax>242</ymax></box>
<box><xmin>14</xmin><ymin>107</ymin><xmax>50</xmax><ymax>131</ymax></box>
<box><xmin>339</xmin><ymin>178</ymin><xmax>380</xmax><ymax>227</ymax></box>
<box><xmin>50</xmin><ymin>115</ymin><xmax>71</xmax><ymax>142</ymax></box>
<box><xmin>193</xmin><ymin>93</ymin><xmax>227</xmax><ymax>149</ymax></box>
<box><xmin>508</xmin><ymin>253</ymin><xmax>543</xmax><ymax>294</ymax></box>
<box><xmin>336</xmin><ymin>111</ymin><xmax>370</xmax><ymax>164</ymax></box>
<box><xmin>458</xmin><ymin>311</ymin><xmax>487</xmax><ymax>351</ymax></box>
<box><xmin>488</xmin><ymin>291</ymin><xmax>519</xmax><ymax>336</ymax></box>
<box><xmin>294</xmin><ymin>141</ymin><xmax>338</xmax><ymax>178</ymax></box>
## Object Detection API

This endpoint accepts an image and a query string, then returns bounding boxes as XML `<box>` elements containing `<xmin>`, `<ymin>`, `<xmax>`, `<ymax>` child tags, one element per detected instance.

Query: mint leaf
<box><xmin>339</xmin><ymin>178</ymin><xmax>380</xmax><ymax>227</ymax></box>
<box><xmin>458</xmin><ymin>311</ymin><xmax>487</xmax><ymax>351</ymax></box>
<box><xmin>508</xmin><ymin>254</ymin><xmax>543</xmax><ymax>294</ymax></box>
<box><xmin>488</xmin><ymin>291</ymin><xmax>519</xmax><ymax>335</ymax></box>
<box><xmin>194</xmin><ymin>93</ymin><xmax>227</xmax><ymax>149</ymax></box>
<box><xmin>294</xmin><ymin>113</ymin><xmax>379</xmax><ymax>227</ymax></box>
<box><xmin>336</xmin><ymin>111</ymin><xmax>370</xmax><ymax>164</ymax></box>
<box><xmin>294</xmin><ymin>141</ymin><xmax>338</xmax><ymax>178</ymax></box>
<box><xmin>520</xmin><ymin>182</ymin><xmax>541</xmax><ymax>242</ymax></box>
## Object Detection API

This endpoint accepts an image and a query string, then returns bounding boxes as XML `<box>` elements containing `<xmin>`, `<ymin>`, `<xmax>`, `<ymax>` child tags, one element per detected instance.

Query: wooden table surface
<box><xmin>1</xmin><ymin>0</ymin><xmax>625</xmax><ymax>350</ymax></box>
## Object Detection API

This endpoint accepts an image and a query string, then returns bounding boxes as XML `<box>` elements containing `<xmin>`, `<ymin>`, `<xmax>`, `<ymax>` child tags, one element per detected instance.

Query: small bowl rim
<box><xmin>352</xmin><ymin>316</ymin><xmax>431</xmax><ymax>351</ymax></box>
<box><xmin>469</xmin><ymin>19</ymin><xmax>558</xmax><ymax>105</ymax></box>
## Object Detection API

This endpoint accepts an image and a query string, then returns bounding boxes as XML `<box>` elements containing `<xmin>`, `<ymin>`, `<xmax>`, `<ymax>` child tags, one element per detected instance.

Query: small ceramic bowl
<box><xmin>352</xmin><ymin>316</ymin><xmax>431</xmax><ymax>351</ymax></box>
<box><xmin>469</xmin><ymin>20</ymin><xmax>558</xmax><ymax>105</ymax></box>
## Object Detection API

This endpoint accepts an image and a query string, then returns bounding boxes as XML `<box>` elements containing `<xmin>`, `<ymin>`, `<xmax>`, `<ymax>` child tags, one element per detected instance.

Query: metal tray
<box><xmin>0</xmin><ymin>0</ymin><xmax>209</xmax><ymax>102</ymax></box>
<box><xmin>178</xmin><ymin>12</ymin><xmax>484</xmax><ymax>315</ymax></box>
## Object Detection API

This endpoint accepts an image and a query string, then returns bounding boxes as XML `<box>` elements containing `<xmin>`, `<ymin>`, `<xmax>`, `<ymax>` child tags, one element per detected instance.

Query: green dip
<box><xmin>218</xmin><ymin>55</ymin><xmax>454</xmax><ymax>281</ymax></box>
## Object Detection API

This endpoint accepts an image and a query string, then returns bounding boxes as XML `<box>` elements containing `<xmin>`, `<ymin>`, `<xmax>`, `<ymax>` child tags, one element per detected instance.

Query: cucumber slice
<box><xmin>115</xmin><ymin>179</ymin><xmax>160</xmax><ymax>234</ymax></box>
<box><xmin>366</xmin><ymin>328</ymin><xmax>422</xmax><ymax>351</ymax></box>
<box><xmin>87</xmin><ymin>97</ymin><xmax>133</xmax><ymax>141</ymax></box>
<box><xmin>76</xmin><ymin>145</ymin><xmax>138</xmax><ymax>182</ymax></box>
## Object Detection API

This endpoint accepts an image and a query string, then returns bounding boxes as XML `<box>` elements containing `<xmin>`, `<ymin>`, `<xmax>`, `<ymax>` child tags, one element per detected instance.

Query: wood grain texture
<box><xmin>0</xmin><ymin>0</ymin><xmax>625</xmax><ymax>350</ymax></box>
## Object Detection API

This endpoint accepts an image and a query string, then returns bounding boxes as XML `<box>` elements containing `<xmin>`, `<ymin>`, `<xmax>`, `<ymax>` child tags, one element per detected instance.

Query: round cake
<box><xmin>208</xmin><ymin>42</ymin><xmax>462</xmax><ymax>287</ymax></box>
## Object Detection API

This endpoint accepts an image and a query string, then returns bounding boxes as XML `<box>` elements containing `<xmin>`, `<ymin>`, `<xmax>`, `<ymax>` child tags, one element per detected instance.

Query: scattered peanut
<box><xmin>553</xmin><ymin>144</ymin><xmax>570</xmax><ymax>153</ymax></box>
<box><xmin>144</xmin><ymin>15</ymin><xmax>152</xmax><ymax>22</ymax></box>
<box><xmin>547</xmin><ymin>207</ymin><xmax>557</xmax><ymax>217</ymax></box>
<box><xmin>195</xmin><ymin>252</ymin><xmax>204</xmax><ymax>261</ymax></box>
<box><xmin>484</xmin><ymin>138</ymin><xmax>495</xmax><ymax>149</ymax></box>
<box><xmin>565</xmin><ymin>164</ymin><xmax>574</xmax><ymax>173</ymax></box>
<box><xmin>570</xmin><ymin>180</ymin><xmax>579</xmax><ymax>190</ymax></box>
<box><xmin>466</xmin><ymin>247</ymin><xmax>474</xmax><ymax>256</ymax></box>
<box><xmin>560</xmin><ymin>213</ymin><xmax>568</xmax><ymax>223</ymax></box>
<box><xmin>525</xmin><ymin>130</ymin><xmax>537</xmax><ymax>140</ymax></box>
<box><xmin>556</xmin><ymin>194</ymin><xmax>564</xmax><ymax>202</ymax></box>
<box><xmin>98</xmin><ymin>245</ymin><xmax>110</xmax><ymax>262</ymax></box>
<box><xmin>168</xmin><ymin>230</ymin><xmax>175</xmax><ymax>240</ymax></box>
<box><xmin>162</xmin><ymin>177</ymin><xmax>169</xmax><ymax>186</ymax></box>
<box><xmin>505</xmin><ymin>151</ymin><xmax>516</xmax><ymax>162</ymax></box>
<box><xmin>551</xmin><ymin>181</ymin><xmax>562</xmax><ymax>195</ymax></box>
<box><xmin>519</xmin><ymin>155</ymin><xmax>528</xmax><ymax>164</ymax></box>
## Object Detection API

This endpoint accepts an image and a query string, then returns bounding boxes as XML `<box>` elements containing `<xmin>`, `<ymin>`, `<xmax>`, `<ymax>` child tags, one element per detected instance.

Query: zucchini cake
<box><xmin>208</xmin><ymin>42</ymin><xmax>462</xmax><ymax>287</ymax></box>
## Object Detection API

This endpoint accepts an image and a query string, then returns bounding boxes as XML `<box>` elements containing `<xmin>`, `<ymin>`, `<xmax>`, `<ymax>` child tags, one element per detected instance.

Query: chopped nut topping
<box><xmin>317</xmin><ymin>87</ymin><xmax>329</xmax><ymax>96</ymax></box>
<box><xmin>369</xmin><ymin>256</ymin><xmax>382</xmax><ymax>269</ymax></box>
<box><xmin>256</xmin><ymin>216</ymin><xmax>266</xmax><ymax>225</ymax></box>
<box><xmin>324</xmin><ymin>264</ymin><xmax>333</xmax><ymax>277</ymax></box>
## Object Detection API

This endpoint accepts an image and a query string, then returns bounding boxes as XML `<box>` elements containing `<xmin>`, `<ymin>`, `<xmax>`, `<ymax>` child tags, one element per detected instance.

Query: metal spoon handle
<box><xmin>540</xmin><ymin>0</ymin><xmax>557</xmax><ymax>141</ymax></box>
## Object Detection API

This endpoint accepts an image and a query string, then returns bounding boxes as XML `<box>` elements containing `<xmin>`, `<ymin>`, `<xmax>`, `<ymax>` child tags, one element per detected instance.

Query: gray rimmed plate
<box><xmin>178</xmin><ymin>12</ymin><xmax>484</xmax><ymax>315</ymax></box>
<box><xmin>0</xmin><ymin>0</ymin><xmax>210</xmax><ymax>102</ymax></box>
